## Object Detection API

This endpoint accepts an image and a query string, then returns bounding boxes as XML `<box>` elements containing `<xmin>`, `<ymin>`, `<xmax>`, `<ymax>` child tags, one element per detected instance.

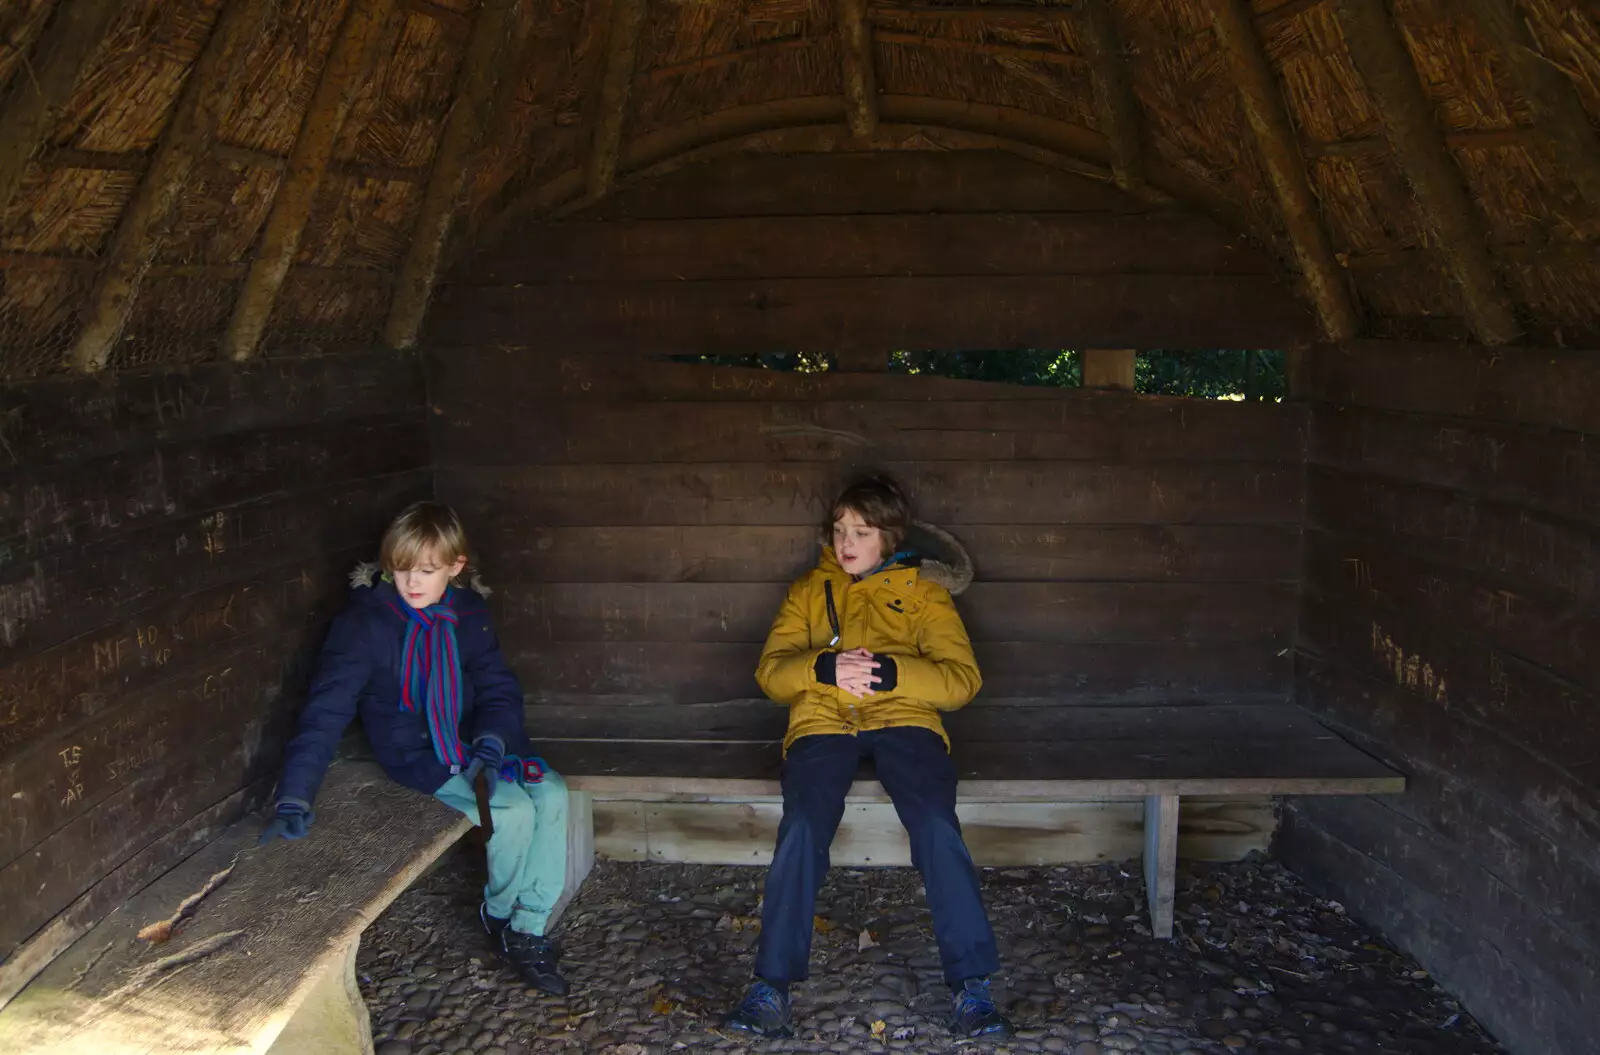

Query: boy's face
<box><xmin>393</xmin><ymin>546</ymin><xmax>468</xmax><ymax>609</ymax></box>
<box><xmin>832</xmin><ymin>509</ymin><xmax>887</xmax><ymax>577</ymax></box>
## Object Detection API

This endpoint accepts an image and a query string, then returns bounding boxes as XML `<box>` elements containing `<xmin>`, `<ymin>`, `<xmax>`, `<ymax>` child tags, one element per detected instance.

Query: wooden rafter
<box><xmin>640</xmin><ymin>37</ymin><xmax>812</xmax><ymax>83</ymax></box>
<box><xmin>585</xmin><ymin>0</ymin><xmax>649</xmax><ymax>201</ymax></box>
<box><xmin>1333</xmin><ymin>0</ymin><xmax>1520</xmax><ymax>344</ymax></box>
<box><xmin>875</xmin><ymin>30</ymin><xmax>1085</xmax><ymax>67</ymax></box>
<box><xmin>1464</xmin><ymin>0</ymin><xmax>1600</xmax><ymax>215</ymax></box>
<box><xmin>42</xmin><ymin>141</ymin><xmax>424</xmax><ymax>182</ymax></box>
<box><xmin>1208</xmin><ymin>0</ymin><xmax>1359</xmax><ymax>339</ymax></box>
<box><xmin>395</xmin><ymin>0</ymin><xmax>472</xmax><ymax>34</ymax></box>
<box><xmin>0</xmin><ymin>0</ymin><xmax>124</xmax><ymax>217</ymax></box>
<box><xmin>224</xmin><ymin>0</ymin><xmax>394</xmax><ymax>361</ymax></box>
<box><xmin>67</xmin><ymin>0</ymin><xmax>277</xmax><ymax>374</ymax></box>
<box><xmin>1255</xmin><ymin>0</ymin><xmax>1330</xmax><ymax>33</ymax></box>
<box><xmin>840</xmin><ymin>0</ymin><xmax>879</xmax><ymax>138</ymax></box>
<box><xmin>1075</xmin><ymin>0</ymin><xmax>1143</xmax><ymax>192</ymax></box>
<box><xmin>383</xmin><ymin>0</ymin><xmax>520</xmax><ymax>350</ymax></box>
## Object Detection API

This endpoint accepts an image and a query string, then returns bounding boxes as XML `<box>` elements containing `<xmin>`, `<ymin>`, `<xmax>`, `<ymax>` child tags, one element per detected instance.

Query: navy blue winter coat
<box><xmin>275</xmin><ymin>564</ymin><xmax>529</xmax><ymax>807</ymax></box>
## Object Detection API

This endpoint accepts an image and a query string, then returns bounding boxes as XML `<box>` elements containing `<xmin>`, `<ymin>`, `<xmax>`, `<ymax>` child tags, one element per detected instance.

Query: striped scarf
<box><xmin>395</xmin><ymin>596</ymin><xmax>467</xmax><ymax>769</ymax></box>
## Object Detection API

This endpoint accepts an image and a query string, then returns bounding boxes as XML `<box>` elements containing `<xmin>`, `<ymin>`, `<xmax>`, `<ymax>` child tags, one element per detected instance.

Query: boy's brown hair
<box><xmin>830</xmin><ymin>474</ymin><xmax>912</xmax><ymax>556</ymax></box>
<box><xmin>380</xmin><ymin>501</ymin><xmax>470</xmax><ymax>574</ymax></box>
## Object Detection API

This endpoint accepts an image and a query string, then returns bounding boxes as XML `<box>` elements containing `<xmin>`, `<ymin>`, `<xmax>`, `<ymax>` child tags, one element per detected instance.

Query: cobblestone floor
<box><xmin>356</xmin><ymin>853</ymin><xmax>1504</xmax><ymax>1055</ymax></box>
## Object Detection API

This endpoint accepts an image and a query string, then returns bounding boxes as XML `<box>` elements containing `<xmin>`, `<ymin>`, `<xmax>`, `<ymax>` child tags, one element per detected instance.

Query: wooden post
<box><xmin>1463</xmin><ymin>0</ymin><xmax>1600</xmax><ymax>216</ymax></box>
<box><xmin>585</xmin><ymin>0</ymin><xmax>649</xmax><ymax>202</ymax></box>
<box><xmin>382</xmin><ymin>0</ymin><xmax>520</xmax><ymax>350</ymax></box>
<box><xmin>224</xmin><ymin>0</ymin><xmax>394</xmax><ymax>361</ymax></box>
<box><xmin>1334</xmin><ymin>0</ymin><xmax>1519</xmax><ymax>345</ymax></box>
<box><xmin>1208</xmin><ymin>0</ymin><xmax>1360</xmax><ymax>341</ymax></box>
<box><xmin>67</xmin><ymin>0</ymin><xmax>276</xmax><ymax>373</ymax></box>
<box><xmin>1143</xmin><ymin>793</ymin><xmax>1179</xmax><ymax>939</ymax></box>
<box><xmin>840</xmin><ymin>0</ymin><xmax>878</xmax><ymax>139</ymax></box>
<box><xmin>1082</xmin><ymin>348</ymin><xmax>1135</xmax><ymax>390</ymax></box>
<box><xmin>0</xmin><ymin>0</ymin><xmax>123</xmax><ymax>217</ymax></box>
<box><xmin>1075</xmin><ymin>0</ymin><xmax>1143</xmax><ymax>192</ymax></box>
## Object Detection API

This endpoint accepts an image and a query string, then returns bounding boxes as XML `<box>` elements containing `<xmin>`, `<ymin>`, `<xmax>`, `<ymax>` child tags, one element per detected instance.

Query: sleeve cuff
<box><xmin>871</xmin><ymin>655</ymin><xmax>898</xmax><ymax>692</ymax></box>
<box><xmin>813</xmin><ymin>651</ymin><xmax>838</xmax><ymax>686</ymax></box>
<box><xmin>474</xmin><ymin>732</ymin><xmax>506</xmax><ymax>753</ymax></box>
<box><xmin>277</xmin><ymin>797</ymin><xmax>312</xmax><ymax>814</ymax></box>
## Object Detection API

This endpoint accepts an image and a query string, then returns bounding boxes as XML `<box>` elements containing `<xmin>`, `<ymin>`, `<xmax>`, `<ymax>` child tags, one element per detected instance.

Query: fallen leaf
<box><xmin>870</xmin><ymin>1019</ymin><xmax>887</xmax><ymax>1037</ymax></box>
<box><xmin>858</xmin><ymin>929</ymin><xmax>878</xmax><ymax>951</ymax></box>
<box><xmin>813</xmin><ymin>915</ymin><xmax>835</xmax><ymax>933</ymax></box>
<box><xmin>653</xmin><ymin>995</ymin><xmax>677</xmax><ymax>1015</ymax></box>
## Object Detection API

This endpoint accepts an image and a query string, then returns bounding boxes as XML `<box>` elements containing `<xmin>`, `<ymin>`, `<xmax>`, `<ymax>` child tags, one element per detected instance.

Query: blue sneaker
<box><xmin>949</xmin><ymin>977</ymin><xmax>1012</xmax><ymax>1042</ymax></box>
<box><xmin>721</xmin><ymin>978</ymin><xmax>794</xmax><ymax>1039</ymax></box>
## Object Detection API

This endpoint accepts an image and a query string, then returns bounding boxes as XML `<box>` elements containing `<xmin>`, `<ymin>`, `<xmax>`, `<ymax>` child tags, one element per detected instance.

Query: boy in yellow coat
<box><xmin>722</xmin><ymin>475</ymin><xmax>1010</xmax><ymax>1042</ymax></box>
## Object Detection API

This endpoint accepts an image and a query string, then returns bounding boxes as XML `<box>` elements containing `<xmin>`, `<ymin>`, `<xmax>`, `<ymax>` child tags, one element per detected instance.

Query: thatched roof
<box><xmin>0</xmin><ymin>0</ymin><xmax>1597</xmax><ymax>380</ymax></box>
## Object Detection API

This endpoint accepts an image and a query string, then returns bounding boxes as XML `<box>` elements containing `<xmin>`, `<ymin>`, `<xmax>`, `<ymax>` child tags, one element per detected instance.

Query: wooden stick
<box><xmin>224</xmin><ymin>0</ymin><xmax>394</xmax><ymax>362</ymax></box>
<box><xmin>1209</xmin><ymin>0</ymin><xmax>1358</xmax><ymax>340</ymax></box>
<box><xmin>383</xmin><ymin>0</ymin><xmax>519</xmax><ymax>350</ymax></box>
<box><xmin>68</xmin><ymin>0</ymin><xmax>276</xmax><ymax>373</ymax></box>
<box><xmin>1075</xmin><ymin>0</ymin><xmax>1143</xmax><ymax>192</ymax></box>
<box><xmin>840</xmin><ymin>0</ymin><xmax>879</xmax><ymax>138</ymax></box>
<box><xmin>640</xmin><ymin>37</ymin><xmax>811</xmax><ymax>83</ymax></box>
<box><xmin>0</xmin><ymin>0</ymin><xmax>123</xmax><ymax>217</ymax></box>
<box><xmin>1333</xmin><ymin>0</ymin><xmax>1519</xmax><ymax>344</ymax></box>
<box><xmin>1464</xmin><ymin>0</ymin><xmax>1600</xmax><ymax>215</ymax></box>
<box><xmin>874</xmin><ymin>29</ymin><xmax>1086</xmax><ymax>68</ymax></box>
<box><xmin>395</xmin><ymin>0</ymin><xmax>472</xmax><ymax>34</ymax></box>
<box><xmin>584</xmin><ymin>0</ymin><xmax>649</xmax><ymax>201</ymax></box>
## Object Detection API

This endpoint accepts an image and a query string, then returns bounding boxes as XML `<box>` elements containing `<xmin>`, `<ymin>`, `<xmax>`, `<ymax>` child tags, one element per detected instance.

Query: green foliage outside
<box><xmin>668</xmin><ymin>348</ymin><xmax>1285</xmax><ymax>400</ymax></box>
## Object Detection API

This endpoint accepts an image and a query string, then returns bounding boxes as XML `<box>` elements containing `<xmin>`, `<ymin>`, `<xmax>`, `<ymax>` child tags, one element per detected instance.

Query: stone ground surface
<box><xmin>356</xmin><ymin>853</ymin><xmax>1505</xmax><ymax>1055</ymax></box>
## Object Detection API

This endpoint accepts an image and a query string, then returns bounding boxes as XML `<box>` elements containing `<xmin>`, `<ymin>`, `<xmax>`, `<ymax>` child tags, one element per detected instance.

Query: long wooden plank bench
<box><xmin>0</xmin><ymin>704</ymin><xmax>1400</xmax><ymax>1053</ymax></box>
<box><xmin>551</xmin><ymin>702</ymin><xmax>1405</xmax><ymax>940</ymax></box>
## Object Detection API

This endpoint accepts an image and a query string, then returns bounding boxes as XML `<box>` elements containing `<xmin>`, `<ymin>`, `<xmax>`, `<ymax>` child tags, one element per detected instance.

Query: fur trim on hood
<box><xmin>348</xmin><ymin>561</ymin><xmax>493</xmax><ymax>598</ymax></box>
<box><xmin>904</xmin><ymin>521</ymin><xmax>975</xmax><ymax>596</ymax></box>
<box><xmin>818</xmin><ymin>520</ymin><xmax>975</xmax><ymax>595</ymax></box>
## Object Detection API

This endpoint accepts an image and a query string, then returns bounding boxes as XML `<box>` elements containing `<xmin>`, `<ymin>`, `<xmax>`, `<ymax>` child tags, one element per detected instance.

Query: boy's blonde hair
<box><xmin>380</xmin><ymin>501</ymin><xmax>470</xmax><ymax>574</ymax></box>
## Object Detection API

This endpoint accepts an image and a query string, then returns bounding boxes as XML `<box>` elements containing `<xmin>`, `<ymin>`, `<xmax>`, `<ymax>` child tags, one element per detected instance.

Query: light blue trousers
<box><xmin>434</xmin><ymin>769</ymin><xmax>569</xmax><ymax>936</ymax></box>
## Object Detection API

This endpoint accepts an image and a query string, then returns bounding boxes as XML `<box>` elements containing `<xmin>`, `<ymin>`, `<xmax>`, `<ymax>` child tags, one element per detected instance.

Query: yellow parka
<box><xmin>755</xmin><ymin>523</ymin><xmax>982</xmax><ymax>752</ymax></box>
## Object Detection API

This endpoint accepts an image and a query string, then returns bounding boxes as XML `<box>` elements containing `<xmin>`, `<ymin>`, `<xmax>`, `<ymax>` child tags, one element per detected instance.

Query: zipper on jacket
<box><xmin>824</xmin><ymin>580</ymin><xmax>841</xmax><ymax>646</ymax></box>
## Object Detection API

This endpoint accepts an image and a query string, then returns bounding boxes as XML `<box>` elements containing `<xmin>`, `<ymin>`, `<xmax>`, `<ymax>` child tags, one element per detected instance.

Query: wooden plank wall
<box><xmin>430</xmin><ymin>151</ymin><xmax>1317</xmax><ymax>351</ymax></box>
<box><xmin>1284</xmin><ymin>341</ymin><xmax>1600</xmax><ymax>1055</ymax></box>
<box><xmin>430</xmin><ymin>148</ymin><xmax>1314</xmax><ymax>756</ymax></box>
<box><xmin>433</xmin><ymin>349</ymin><xmax>1307</xmax><ymax>741</ymax></box>
<box><xmin>0</xmin><ymin>354</ymin><xmax>429</xmax><ymax>1001</ymax></box>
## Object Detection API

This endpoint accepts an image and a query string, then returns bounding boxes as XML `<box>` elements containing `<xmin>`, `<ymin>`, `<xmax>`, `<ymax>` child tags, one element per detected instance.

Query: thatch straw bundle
<box><xmin>1</xmin><ymin>0</ymin><xmax>1598</xmax><ymax>379</ymax></box>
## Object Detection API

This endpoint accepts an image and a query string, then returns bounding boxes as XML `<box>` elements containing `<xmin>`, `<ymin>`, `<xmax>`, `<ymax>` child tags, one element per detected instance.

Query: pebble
<box><xmin>356</xmin><ymin>858</ymin><xmax>1507</xmax><ymax>1055</ymax></box>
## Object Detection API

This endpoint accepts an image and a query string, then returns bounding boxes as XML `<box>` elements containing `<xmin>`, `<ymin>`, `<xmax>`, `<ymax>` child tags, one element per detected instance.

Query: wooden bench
<box><xmin>552</xmin><ymin>702</ymin><xmax>1405</xmax><ymax>939</ymax></box>
<box><xmin>0</xmin><ymin>762</ymin><xmax>590</xmax><ymax>1055</ymax></box>
<box><xmin>0</xmin><ymin>705</ymin><xmax>1399</xmax><ymax>1052</ymax></box>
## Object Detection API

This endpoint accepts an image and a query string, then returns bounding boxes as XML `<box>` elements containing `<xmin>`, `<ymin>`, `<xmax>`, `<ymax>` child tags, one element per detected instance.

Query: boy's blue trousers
<box><xmin>753</xmin><ymin>727</ymin><xmax>1001</xmax><ymax>988</ymax></box>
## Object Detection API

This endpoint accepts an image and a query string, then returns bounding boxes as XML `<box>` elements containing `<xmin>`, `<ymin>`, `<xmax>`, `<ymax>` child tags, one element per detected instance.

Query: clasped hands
<box><xmin>834</xmin><ymin>647</ymin><xmax>889</xmax><ymax>699</ymax></box>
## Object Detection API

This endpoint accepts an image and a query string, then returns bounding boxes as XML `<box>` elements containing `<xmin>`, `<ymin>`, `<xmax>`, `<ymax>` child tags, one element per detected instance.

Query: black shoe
<box><xmin>479</xmin><ymin>903</ymin><xmax>510</xmax><ymax>946</ymax></box>
<box><xmin>482</xmin><ymin>905</ymin><xmax>569</xmax><ymax>996</ymax></box>
<box><xmin>720</xmin><ymin>978</ymin><xmax>794</xmax><ymax>1039</ymax></box>
<box><xmin>949</xmin><ymin>977</ymin><xmax>1012</xmax><ymax>1043</ymax></box>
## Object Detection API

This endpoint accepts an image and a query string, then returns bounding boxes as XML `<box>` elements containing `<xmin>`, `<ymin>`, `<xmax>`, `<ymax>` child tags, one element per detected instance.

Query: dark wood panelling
<box><xmin>430</xmin><ymin>274</ymin><xmax>1316</xmax><ymax>351</ymax></box>
<box><xmin>1286</xmin><ymin>339</ymin><xmax>1600</xmax><ymax>1055</ymax></box>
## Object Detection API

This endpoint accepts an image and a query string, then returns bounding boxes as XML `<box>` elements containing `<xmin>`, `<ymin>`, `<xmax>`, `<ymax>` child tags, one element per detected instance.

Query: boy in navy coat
<box><xmin>261</xmin><ymin>501</ymin><xmax>570</xmax><ymax>994</ymax></box>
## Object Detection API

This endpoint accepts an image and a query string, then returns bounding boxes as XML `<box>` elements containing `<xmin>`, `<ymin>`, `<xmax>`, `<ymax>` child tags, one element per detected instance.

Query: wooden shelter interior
<box><xmin>0</xmin><ymin>1</ymin><xmax>1597</xmax><ymax>1053</ymax></box>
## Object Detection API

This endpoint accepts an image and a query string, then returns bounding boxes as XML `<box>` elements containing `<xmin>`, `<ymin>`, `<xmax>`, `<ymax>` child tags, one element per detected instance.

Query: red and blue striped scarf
<box><xmin>394</xmin><ymin>596</ymin><xmax>467</xmax><ymax>769</ymax></box>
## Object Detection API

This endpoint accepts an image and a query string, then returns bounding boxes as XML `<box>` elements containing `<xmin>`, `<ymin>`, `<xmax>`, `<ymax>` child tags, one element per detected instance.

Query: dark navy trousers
<box><xmin>753</xmin><ymin>726</ymin><xmax>1001</xmax><ymax>987</ymax></box>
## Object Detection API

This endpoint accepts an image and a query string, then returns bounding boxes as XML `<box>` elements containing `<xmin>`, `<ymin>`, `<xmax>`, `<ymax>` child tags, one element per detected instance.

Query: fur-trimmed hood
<box><xmin>819</xmin><ymin>520</ymin><xmax>975</xmax><ymax>596</ymax></box>
<box><xmin>900</xmin><ymin>521</ymin><xmax>975</xmax><ymax>596</ymax></box>
<box><xmin>348</xmin><ymin>561</ymin><xmax>493</xmax><ymax>598</ymax></box>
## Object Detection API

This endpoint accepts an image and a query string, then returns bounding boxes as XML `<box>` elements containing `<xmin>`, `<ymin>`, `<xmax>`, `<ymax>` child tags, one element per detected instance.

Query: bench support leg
<box><xmin>547</xmin><ymin>790</ymin><xmax>595</xmax><ymax>931</ymax></box>
<box><xmin>266</xmin><ymin>935</ymin><xmax>374</xmax><ymax>1055</ymax></box>
<box><xmin>1143</xmin><ymin>793</ymin><xmax>1179</xmax><ymax>940</ymax></box>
